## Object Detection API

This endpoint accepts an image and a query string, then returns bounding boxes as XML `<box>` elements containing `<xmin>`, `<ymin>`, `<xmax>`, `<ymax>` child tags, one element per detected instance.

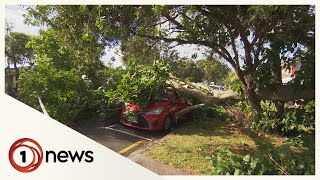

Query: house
<box><xmin>281</xmin><ymin>60</ymin><xmax>301</xmax><ymax>84</ymax></box>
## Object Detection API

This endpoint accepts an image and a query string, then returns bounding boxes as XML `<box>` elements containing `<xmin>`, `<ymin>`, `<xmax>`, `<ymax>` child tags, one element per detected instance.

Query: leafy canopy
<box><xmin>23</xmin><ymin>5</ymin><xmax>314</xmax><ymax>116</ymax></box>
<box><xmin>5</xmin><ymin>32</ymin><xmax>34</xmax><ymax>66</ymax></box>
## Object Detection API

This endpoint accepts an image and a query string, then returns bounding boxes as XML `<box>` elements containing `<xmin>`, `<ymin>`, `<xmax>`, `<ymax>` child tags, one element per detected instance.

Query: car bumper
<box><xmin>120</xmin><ymin>114</ymin><xmax>163</xmax><ymax>131</ymax></box>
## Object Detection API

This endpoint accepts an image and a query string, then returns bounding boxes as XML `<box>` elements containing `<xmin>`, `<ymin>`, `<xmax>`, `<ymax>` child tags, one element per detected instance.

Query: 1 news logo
<box><xmin>8</xmin><ymin>138</ymin><xmax>94</xmax><ymax>173</ymax></box>
<box><xmin>8</xmin><ymin>138</ymin><xmax>43</xmax><ymax>173</ymax></box>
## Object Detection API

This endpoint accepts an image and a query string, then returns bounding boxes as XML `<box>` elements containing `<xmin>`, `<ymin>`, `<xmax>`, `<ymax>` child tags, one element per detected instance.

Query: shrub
<box><xmin>208</xmin><ymin>147</ymin><xmax>265</xmax><ymax>175</ymax></box>
<box><xmin>208</xmin><ymin>141</ymin><xmax>315</xmax><ymax>175</ymax></box>
<box><xmin>250</xmin><ymin>100</ymin><xmax>315</xmax><ymax>136</ymax></box>
<box><xmin>236</xmin><ymin>101</ymin><xmax>253</xmax><ymax>114</ymax></box>
<box><xmin>254</xmin><ymin>141</ymin><xmax>315</xmax><ymax>175</ymax></box>
<box><xmin>191</xmin><ymin>105</ymin><xmax>230</xmax><ymax>129</ymax></box>
<box><xmin>250</xmin><ymin>101</ymin><xmax>278</xmax><ymax>133</ymax></box>
<box><xmin>287</xmin><ymin>132</ymin><xmax>315</xmax><ymax>151</ymax></box>
<box><xmin>225</xmin><ymin>101</ymin><xmax>255</xmax><ymax>126</ymax></box>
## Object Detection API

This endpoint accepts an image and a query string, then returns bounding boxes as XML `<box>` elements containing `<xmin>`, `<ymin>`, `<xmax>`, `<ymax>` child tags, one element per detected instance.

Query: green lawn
<box><xmin>145</xmin><ymin>120</ymin><xmax>291</xmax><ymax>175</ymax></box>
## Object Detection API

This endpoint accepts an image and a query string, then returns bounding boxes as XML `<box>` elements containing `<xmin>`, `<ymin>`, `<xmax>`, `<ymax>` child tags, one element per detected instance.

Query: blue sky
<box><xmin>5</xmin><ymin>5</ymin><xmax>209</xmax><ymax>68</ymax></box>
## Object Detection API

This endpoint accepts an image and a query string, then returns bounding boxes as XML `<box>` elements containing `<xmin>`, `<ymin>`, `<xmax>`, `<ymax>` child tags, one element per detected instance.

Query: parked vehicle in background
<box><xmin>209</xmin><ymin>82</ymin><xmax>225</xmax><ymax>91</ymax></box>
<box><xmin>120</xmin><ymin>89</ymin><xmax>189</xmax><ymax>131</ymax></box>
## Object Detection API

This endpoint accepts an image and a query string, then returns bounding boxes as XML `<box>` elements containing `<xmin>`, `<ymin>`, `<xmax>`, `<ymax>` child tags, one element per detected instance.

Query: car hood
<box><xmin>127</xmin><ymin>102</ymin><xmax>167</xmax><ymax>112</ymax></box>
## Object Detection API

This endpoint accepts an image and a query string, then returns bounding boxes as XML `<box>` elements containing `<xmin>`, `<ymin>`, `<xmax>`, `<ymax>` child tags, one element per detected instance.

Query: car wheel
<box><xmin>163</xmin><ymin>117</ymin><xmax>173</xmax><ymax>131</ymax></box>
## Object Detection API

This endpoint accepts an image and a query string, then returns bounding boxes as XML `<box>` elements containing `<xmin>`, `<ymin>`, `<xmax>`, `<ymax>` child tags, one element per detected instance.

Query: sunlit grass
<box><xmin>145</xmin><ymin>120</ymin><xmax>288</xmax><ymax>175</ymax></box>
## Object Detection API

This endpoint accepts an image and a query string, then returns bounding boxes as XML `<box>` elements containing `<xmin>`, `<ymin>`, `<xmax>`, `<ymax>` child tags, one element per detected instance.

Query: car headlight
<box><xmin>146</xmin><ymin>107</ymin><xmax>164</xmax><ymax>115</ymax></box>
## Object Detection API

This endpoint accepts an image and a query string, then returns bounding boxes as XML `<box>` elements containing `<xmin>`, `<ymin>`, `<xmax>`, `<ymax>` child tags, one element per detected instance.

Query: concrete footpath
<box><xmin>127</xmin><ymin>150</ymin><xmax>190</xmax><ymax>175</ymax></box>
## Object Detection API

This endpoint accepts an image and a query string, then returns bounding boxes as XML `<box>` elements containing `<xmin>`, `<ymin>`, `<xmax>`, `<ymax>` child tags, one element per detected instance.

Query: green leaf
<box><xmin>79</xmin><ymin>5</ymin><xmax>86</xmax><ymax>13</ymax></box>
<box><xmin>133</xmin><ymin>85</ymin><xmax>138</xmax><ymax>90</ymax></box>
<box><xmin>243</xmin><ymin>154</ymin><xmax>250</xmax><ymax>162</ymax></box>
<box><xmin>234</xmin><ymin>168</ymin><xmax>240</xmax><ymax>175</ymax></box>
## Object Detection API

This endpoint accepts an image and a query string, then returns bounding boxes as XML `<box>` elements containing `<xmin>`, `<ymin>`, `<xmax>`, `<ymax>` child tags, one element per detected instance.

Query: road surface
<box><xmin>72</xmin><ymin>119</ymin><xmax>191</xmax><ymax>175</ymax></box>
<box><xmin>72</xmin><ymin>119</ymin><xmax>168</xmax><ymax>155</ymax></box>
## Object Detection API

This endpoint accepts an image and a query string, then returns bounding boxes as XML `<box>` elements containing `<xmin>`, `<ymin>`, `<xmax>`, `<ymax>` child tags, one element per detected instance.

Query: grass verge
<box><xmin>144</xmin><ymin>119</ymin><xmax>308</xmax><ymax>175</ymax></box>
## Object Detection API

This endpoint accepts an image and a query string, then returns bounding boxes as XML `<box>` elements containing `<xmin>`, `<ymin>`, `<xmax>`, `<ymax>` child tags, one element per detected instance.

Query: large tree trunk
<box><xmin>275</xmin><ymin>101</ymin><xmax>284</xmax><ymax>118</ymax></box>
<box><xmin>234</xmin><ymin>67</ymin><xmax>262</xmax><ymax>121</ymax></box>
<box><xmin>271</xmin><ymin>42</ymin><xmax>285</xmax><ymax>119</ymax></box>
<box><xmin>243</xmin><ymin>85</ymin><xmax>262</xmax><ymax>121</ymax></box>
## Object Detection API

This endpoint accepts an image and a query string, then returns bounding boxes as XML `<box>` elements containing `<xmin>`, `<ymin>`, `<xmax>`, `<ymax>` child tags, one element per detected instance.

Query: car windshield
<box><xmin>152</xmin><ymin>90</ymin><xmax>172</xmax><ymax>102</ymax></box>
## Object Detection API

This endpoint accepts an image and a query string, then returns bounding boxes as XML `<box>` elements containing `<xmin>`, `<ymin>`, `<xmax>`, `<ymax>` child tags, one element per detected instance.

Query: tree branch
<box><xmin>253</xmin><ymin>36</ymin><xmax>264</xmax><ymax>70</ymax></box>
<box><xmin>227</xmin><ymin>26</ymin><xmax>240</xmax><ymax>68</ymax></box>
<box><xmin>163</xmin><ymin>13</ymin><xmax>186</xmax><ymax>31</ymax></box>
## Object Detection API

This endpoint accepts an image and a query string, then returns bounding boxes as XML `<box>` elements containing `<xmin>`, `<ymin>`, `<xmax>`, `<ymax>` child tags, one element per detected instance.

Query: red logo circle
<box><xmin>8</xmin><ymin>138</ymin><xmax>43</xmax><ymax>173</ymax></box>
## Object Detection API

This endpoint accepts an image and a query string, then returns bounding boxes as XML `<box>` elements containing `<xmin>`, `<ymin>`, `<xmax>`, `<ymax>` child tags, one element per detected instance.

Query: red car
<box><xmin>120</xmin><ymin>89</ymin><xmax>189</xmax><ymax>131</ymax></box>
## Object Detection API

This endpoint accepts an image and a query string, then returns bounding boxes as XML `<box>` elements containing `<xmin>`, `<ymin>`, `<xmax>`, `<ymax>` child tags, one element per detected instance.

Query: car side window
<box><xmin>174</xmin><ymin>92</ymin><xmax>179</xmax><ymax>100</ymax></box>
<box><xmin>154</xmin><ymin>90</ymin><xmax>172</xmax><ymax>102</ymax></box>
<box><xmin>172</xmin><ymin>92</ymin><xmax>180</xmax><ymax>101</ymax></box>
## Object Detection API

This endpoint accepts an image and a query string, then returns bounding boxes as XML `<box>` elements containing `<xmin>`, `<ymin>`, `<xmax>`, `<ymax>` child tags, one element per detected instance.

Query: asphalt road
<box><xmin>73</xmin><ymin>119</ymin><xmax>168</xmax><ymax>154</ymax></box>
<box><xmin>72</xmin><ymin>119</ymin><xmax>192</xmax><ymax>175</ymax></box>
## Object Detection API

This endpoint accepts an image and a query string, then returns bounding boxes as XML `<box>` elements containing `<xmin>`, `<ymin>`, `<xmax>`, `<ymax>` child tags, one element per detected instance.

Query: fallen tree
<box><xmin>168</xmin><ymin>76</ymin><xmax>315</xmax><ymax>119</ymax></box>
<box><xmin>169</xmin><ymin>77</ymin><xmax>315</xmax><ymax>102</ymax></box>
<box><xmin>105</xmin><ymin>60</ymin><xmax>314</xmax><ymax>121</ymax></box>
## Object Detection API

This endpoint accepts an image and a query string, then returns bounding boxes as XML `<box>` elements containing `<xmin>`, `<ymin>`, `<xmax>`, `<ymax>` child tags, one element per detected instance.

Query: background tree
<box><xmin>169</xmin><ymin>58</ymin><xmax>230</xmax><ymax>84</ymax></box>
<box><xmin>5</xmin><ymin>24</ymin><xmax>34</xmax><ymax>97</ymax></box>
<box><xmin>224</xmin><ymin>71</ymin><xmax>243</xmax><ymax>94</ymax></box>
<box><xmin>120</xmin><ymin>36</ymin><xmax>161</xmax><ymax>65</ymax></box>
<box><xmin>119</xmin><ymin>35</ymin><xmax>230</xmax><ymax>84</ymax></box>
<box><xmin>5</xmin><ymin>20</ymin><xmax>13</xmax><ymax>35</ymax></box>
<box><xmin>18</xmin><ymin>13</ymin><xmax>109</xmax><ymax>124</ymax></box>
<box><xmin>196</xmin><ymin>59</ymin><xmax>230</xmax><ymax>84</ymax></box>
<box><xmin>171</xmin><ymin>59</ymin><xmax>203</xmax><ymax>82</ymax></box>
